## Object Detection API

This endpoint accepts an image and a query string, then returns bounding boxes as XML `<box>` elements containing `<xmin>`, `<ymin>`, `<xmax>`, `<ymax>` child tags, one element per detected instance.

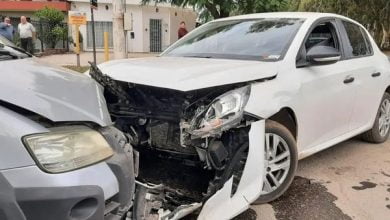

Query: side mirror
<box><xmin>306</xmin><ymin>45</ymin><xmax>341</xmax><ymax>64</ymax></box>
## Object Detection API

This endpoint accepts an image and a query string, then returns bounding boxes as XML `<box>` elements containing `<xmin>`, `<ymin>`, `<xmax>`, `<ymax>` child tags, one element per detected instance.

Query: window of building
<box><xmin>342</xmin><ymin>21</ymin><xmax>372</xmax><ymax>57</ymax></box>
<box><xmin>87</xmin><ymin>21</ymin><xmax>113</xmax><ymax>49</ymax></box>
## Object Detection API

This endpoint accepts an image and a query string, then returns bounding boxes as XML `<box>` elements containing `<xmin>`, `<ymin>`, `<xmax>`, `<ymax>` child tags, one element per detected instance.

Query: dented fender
<box><xmin>198</xmin><ymin>120</ymin><xmax>265</xmax><ymax>219</ymax></box>
<box><xmin>245</xmin><ymin>75</ymin><xmax>300</xmax><ymax>119</ymax></box>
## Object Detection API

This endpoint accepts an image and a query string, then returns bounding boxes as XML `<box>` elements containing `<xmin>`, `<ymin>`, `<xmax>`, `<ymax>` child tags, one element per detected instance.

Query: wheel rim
<box><xmin>379</xmin><ymin>99</ymin><xmax>390</xmax><ymax>137</ymax></box>
<box><xmin>262</xmin><ymin>133</ymin><xmax>291</xmax><ymax>195</ymax></box>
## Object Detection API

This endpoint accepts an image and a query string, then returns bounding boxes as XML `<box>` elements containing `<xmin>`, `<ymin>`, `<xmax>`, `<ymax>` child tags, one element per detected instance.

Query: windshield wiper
<box><xmin>0</xmin><ymin>49</ymin><xmax>18</xmax><ymax>59</ymax></box>
<box><xmin>182</xmin><ymin>55</ymin><xmax>212</xmax><ymax>59</ymax></box>
<box><xmin>5</xmin><ymin>45</ymin><xmax>32</xmax><ymax>57</ymax></box>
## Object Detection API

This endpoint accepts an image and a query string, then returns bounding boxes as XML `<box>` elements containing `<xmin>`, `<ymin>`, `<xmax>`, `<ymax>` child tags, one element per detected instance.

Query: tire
<box><xmin>253</xmin><ymin>120</ymin><xmax>298</xmax><ymax>204</ymax></box>
<box><xmin>361</xmin><ymin>92</ymin><xmax>390</xmax><ymax>143</ymax></box>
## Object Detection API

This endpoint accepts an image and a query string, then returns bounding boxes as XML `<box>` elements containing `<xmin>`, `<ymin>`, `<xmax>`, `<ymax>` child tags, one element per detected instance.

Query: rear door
<box><xmin>338</xmin><ymin>20</ymin><xmax>384</xmax><ymax>130</ymax></box>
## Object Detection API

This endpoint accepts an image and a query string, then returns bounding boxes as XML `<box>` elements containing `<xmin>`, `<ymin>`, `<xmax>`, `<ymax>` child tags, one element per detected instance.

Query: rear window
<box><xmin>342</xmin><ymin>21</ymin><xmax>373</xmax><ymax>58</ymax></box>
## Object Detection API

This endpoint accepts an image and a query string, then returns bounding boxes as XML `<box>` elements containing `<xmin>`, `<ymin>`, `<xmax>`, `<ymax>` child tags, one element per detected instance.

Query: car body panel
<box><xmin>98</xmin><ymin>56</ymin><xmax>278</xmax><ymax>91</ymax></box>
<box><xmin>0</xmin><ymin>106</ymin><xmax>119</xmax><ymax>200</ymax></box>
<box><xmin>198</xmin><ymin>120</ymin><xmax>265</xmax><ymax>219</ymax></box>
<box><xmin>0</xmin><ymin>58</ymin><xmax>112</xmax><ymax>127</ymax></box>
<box><xmin>0</xmin><ymin>105</ymin><xmax>42</xmax><ymax>170</ymax></box>
<box><xmin>1</xmin><ymin>163</ymin><xmax>119</xmax><ymax>200</ymax></box>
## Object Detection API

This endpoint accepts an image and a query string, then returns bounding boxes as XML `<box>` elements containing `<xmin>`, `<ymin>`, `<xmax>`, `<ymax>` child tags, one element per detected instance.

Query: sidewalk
<box><xmin>38</xmin><ymin>52</ymin><xmax>156</xmax><ymax>66</ymax></box>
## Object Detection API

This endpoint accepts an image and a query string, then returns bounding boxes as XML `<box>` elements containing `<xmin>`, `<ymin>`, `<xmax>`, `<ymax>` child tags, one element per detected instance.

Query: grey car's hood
<box><xmin>98</xmin><ymin>57</ymin><xmax>278</xmax><ymax>91</ymax></box>
<box><xmin>0</xmin><ymin>58</ymin><xmax>111</xmax><ymax>126</ymax></box>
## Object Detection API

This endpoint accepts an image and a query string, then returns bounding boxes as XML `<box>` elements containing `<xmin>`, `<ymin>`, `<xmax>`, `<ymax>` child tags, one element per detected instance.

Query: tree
<box><xmin>289</xmin><ymin>0</ymin><xmax>390</xmax><ymax>49</ymax></box>
<box><xmin>141</xmin><ymin>0</ymin><xmax>288</xmax><ymax>21</ymax></box>
<box><xmin>34</xmin><ymin>6</ymin><xmax>66</xmax><ymax>49</ymax></box>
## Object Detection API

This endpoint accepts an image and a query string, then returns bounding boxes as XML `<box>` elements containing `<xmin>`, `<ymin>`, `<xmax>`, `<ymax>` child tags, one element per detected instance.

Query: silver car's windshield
<box><xmin>0</xmin><ymin>35</ymin><xmax>31</xmax><ymax>60</ymax></box>
<box><xmin>162</xmin><ymin>18</ymin><xmax>305</xmax><ymax>61</ymax></box>
<box><xmin>0</xmin><ymin>34</ymin><xmax>16</xmax><ymax>47</ymax></box>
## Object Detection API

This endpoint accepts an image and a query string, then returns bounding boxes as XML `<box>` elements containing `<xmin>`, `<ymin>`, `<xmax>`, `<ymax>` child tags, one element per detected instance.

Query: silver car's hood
<box><xmin>0</xmin><ymin>58</ymin><xmax>111</xmax><ymax>126</ymax></box>
<box><xmin>98</xmin><ymin>57</ymin><xmax>278</xmax><ymax>91</ymax></box>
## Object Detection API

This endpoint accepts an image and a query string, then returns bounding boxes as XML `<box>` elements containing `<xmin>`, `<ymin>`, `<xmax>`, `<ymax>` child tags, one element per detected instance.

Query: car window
<box><xmin>342</xmin><ymin>21</ymin><xmax>371</xmax><ymax>57</ymax></box>
<box><xmin>0</xmin><ymin>34</ymin><xmax>31</xmax><ymax>60</ymax></box>
<box><xmin>296</xmin><ymin>21</ymin><xmax>340</xmax><ymax>65</ymax></box>
<box><xmin>162</xmin><ymin>18</ymin><xmax>305</xmax><ymax>61</ymax></box>
<box><xmin>361</xmin><ymin>29</ymin><xmax>373</xmax><ymax>55</ymax></box>
<box><xmin>305</xmin><ymin>22</ymin><xmax>339</xmax><ymax>51</ymax></box>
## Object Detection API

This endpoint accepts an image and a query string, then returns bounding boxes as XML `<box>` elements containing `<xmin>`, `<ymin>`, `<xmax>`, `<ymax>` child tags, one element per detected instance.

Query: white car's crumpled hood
<box><xmin>98</xmin><ymin>57</ymin><xmax>278</xmax><ymax>91</ymax></box>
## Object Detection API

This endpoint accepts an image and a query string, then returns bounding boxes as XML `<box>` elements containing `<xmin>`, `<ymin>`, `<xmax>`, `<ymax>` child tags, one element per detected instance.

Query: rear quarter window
<box><xmin>342</xmin><ymin>21</ymin><xmax>373</xmax><ymax>58</ymax></box>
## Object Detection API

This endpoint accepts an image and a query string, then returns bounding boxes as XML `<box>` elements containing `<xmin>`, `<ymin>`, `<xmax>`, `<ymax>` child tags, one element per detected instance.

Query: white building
<box><xmin>68</xmin><ymin>0</ymin><xmax>197</xmax><ymax>53</ymax></box>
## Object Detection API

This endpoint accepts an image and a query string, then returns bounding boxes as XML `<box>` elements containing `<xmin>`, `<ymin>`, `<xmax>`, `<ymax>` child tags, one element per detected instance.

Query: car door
<box><xmin>294</xmin><ymin>19</ymin><xmax>358</xmax><ymax>150</ymax></box>
<box><xmin>339</xmin><ymin>20</ymin><xmax>384</xmax><ymax>130</ymax></box>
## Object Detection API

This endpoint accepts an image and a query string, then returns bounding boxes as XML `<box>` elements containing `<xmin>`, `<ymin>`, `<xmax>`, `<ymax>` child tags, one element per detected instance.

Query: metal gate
<box><xmin>149</xmin><ymin>19</ymin><xmax>162</xmax><ymax>52</ymax></box>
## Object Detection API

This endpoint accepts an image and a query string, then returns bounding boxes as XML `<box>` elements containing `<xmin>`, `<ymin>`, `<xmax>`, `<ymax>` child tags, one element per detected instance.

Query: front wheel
<box><xmin>361</xmin><ymin>92</ymin><xmax>390</xmax><ymax>143</ymax></box>
<box><xmin>253</xmin><ymin>120</ymin><xmax>298</xmax><ymax>204</ymax></box>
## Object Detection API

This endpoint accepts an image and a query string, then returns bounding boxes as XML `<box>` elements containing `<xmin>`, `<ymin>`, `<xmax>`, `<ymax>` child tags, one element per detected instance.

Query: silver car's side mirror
<box><xmin>306</xmin><ymin>45</ymin><xmax>341</xmax><ymax>64</ymax></box>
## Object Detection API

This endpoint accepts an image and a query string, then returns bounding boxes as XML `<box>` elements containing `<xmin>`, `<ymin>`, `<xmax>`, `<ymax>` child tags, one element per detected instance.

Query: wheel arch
<box><xmin>385</xmin><ymin>86</ymin><xmax>390</xmax><ymax>95</ymax></box>
<box><xmin>268</xmin><ymin>107</ymin><xmax>298</xmax><ymax>139</ymax></box>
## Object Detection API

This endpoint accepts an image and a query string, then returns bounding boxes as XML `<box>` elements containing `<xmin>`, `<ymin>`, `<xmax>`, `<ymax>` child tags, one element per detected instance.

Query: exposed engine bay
<box><xmin>90</xmin><ymin>64</ymin><xmax>262</xmax><ymax>219</ymax></box>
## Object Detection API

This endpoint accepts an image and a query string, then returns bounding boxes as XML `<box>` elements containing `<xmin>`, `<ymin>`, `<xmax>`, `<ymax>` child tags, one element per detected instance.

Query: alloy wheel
<box><xmin>379</xmin><ymin>99</ymin><xmax>390</xmax><ymax>137</ymax></box>
<box><xmin>262</xmin><ymin>133</ymin><xmax>291</xmax><ymax>195</ymax></box>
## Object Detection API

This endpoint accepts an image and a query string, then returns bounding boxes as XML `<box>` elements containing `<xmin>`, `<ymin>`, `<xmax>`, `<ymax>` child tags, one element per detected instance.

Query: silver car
<box><xmin>0</xmin><ymin>35</ymin><xmax>135</xmax><ymax>220</ymax></box>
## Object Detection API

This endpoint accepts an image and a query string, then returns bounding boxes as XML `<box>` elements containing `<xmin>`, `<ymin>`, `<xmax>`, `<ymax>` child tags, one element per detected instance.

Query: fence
<box><xmin>30</xmin><ymin>20</ymin><xmax>69</xmax><ymax>53</ymax></box>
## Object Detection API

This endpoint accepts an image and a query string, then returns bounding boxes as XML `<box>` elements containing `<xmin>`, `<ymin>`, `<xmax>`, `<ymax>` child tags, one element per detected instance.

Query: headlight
<box><xmin>192</xmin><ymin>86</ymin><xmax>251</xmax><ymax>137</ymax></box>
<box><xmin>23</xmin><ymin>126</ymin><xmax>113</xmax><ymax>173</ymax></box>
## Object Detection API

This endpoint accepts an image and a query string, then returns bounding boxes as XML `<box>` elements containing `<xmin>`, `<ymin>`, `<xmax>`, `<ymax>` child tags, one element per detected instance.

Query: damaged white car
<box><xmin>90</xmin><ymin>12</ymin><xmax>390</xmax><ymax>219</ymax></box>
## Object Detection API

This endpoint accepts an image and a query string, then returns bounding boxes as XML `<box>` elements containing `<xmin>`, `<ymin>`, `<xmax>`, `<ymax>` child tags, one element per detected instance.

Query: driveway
<box><xmin>236</xmin><ymin>138</ymin><xmax>390</xmax><ymax>220</ymax></box>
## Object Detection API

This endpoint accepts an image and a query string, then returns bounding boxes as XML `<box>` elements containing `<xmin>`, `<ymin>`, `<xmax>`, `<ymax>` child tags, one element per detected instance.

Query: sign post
<box><xmin>68</xmin><ymin>11</ymin><xmax>87</xmax><ymax>67</ymax></box>
<box><xmin>90</xmin><ymin>0</ymin><xmax>98</xmax><ymax>64</ymax></box>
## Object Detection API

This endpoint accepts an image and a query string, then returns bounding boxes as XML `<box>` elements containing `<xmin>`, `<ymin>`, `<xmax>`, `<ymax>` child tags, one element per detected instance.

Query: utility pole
<box><xmin>112</xmin><ymin>0</ymin><xmax>127</xmax><ymax>59</ymax></box>
<box><xmin>90</xmin><ymin>0</ymin><xmax>98</xmax><ymax>64</ymax></box>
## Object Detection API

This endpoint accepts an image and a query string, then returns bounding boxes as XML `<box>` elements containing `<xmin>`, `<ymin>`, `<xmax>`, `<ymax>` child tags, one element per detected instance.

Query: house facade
<box><xmin>68</xmin><ymin>0</ymin><xmax>197</xmax><ymax>53</ymax></box>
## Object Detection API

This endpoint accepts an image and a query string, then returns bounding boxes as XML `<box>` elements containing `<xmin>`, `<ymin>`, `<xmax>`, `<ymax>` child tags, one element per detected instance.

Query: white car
<box><xmin>91</xmin><ymin>12</ymin><xmax>390</xmax><ymax>219</ymax></box>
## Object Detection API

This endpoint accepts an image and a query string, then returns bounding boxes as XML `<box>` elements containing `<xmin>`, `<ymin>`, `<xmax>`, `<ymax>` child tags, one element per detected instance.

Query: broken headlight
<box><xmin>192</xmin><ymin>86</ymin><xmax>251</xmax><ymax>137</ymax></box>
<box><xmin>23</xmin><ymin>126</ymin><xmax>113</xmax><ymax>173</ymax></box>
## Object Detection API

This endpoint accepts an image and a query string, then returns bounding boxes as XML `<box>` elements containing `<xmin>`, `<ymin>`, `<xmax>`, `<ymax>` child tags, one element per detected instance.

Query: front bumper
<box><xmin>0</xmin><ymin>127</ymin><xmax>135</xmax><ymax>220</ymax></box>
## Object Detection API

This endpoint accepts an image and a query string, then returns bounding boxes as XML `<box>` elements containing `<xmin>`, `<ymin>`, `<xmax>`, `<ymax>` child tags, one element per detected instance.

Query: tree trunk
<box><xmin>112</xmin><ymin>0</ymin><xmax>127</xmax><ymax>59</ymax></box>
<box><xmin>381</xmin><ymin>24</ymin><xmax>389</xmax><ymax>49</ymax></box>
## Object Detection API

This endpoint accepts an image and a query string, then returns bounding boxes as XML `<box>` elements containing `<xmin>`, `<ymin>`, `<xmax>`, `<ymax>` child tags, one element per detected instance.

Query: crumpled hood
<box><xmin>98</xmin><ymin>57</ymin><xmax>278</xmax><ymax>91</ymax></box>
<box><xmin>0</xmin><ymin>58</ymin><xmax>111</xmax><ymax>126</ymax></box>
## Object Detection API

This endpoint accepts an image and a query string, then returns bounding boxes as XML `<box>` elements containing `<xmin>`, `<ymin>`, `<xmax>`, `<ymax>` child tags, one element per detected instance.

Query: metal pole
<box><xmin>104</xmin><ymin>31</ymin><xmax>109</xmax><ymax>61</ymax></box>
<box><xmin>91</xmin><ymin>7</ymin><xmax>97</xmax><ymax>64</ymax></box>
<box><xmin>75</xmin><ymin>24</ymin><xmax>80</xmax><ymax>67</ymax></box>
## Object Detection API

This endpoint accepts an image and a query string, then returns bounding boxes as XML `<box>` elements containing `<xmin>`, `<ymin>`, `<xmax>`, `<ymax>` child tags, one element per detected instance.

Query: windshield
<box><xmin>0</xmin><ymin>35</ymin><xmax>31</xmax><ymax>60</ymax></box>
<box><xmin>162</xmin><ymin>18</ymin><xmax>305</xmax><ymax>61</ymax></box>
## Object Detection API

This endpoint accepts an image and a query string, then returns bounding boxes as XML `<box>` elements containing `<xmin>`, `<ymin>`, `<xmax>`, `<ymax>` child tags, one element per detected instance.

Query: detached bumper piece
<box><xmin>132</xmin><ymin>181</ymin><xmax>202</xmax><ymax>220</ymax></box>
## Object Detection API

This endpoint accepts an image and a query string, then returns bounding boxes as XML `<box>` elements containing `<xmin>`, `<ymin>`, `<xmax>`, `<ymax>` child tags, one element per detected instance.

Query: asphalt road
<box><xmin>237</xmin><ymin>137</ymin><xmax>390</xmax><ymax>220</ymax></box>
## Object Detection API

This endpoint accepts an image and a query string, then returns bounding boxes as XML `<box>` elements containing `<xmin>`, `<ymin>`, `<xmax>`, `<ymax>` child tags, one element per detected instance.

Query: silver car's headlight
<box><xmin>192</xmin><ymin>86</ymin><xmax>251</xmax><ymax>137</ymax></box>
<box><xmin>23</xmin><ymin>126</ymin><xmax>113</xmax><ymax>173</ymax></box>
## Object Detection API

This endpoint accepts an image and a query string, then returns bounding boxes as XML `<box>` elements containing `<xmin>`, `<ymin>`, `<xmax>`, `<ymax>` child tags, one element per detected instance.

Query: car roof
<box><xmin>213</xmin><ymin>12</ymin><xmax>357</xmax><ymax>23</ymax></box>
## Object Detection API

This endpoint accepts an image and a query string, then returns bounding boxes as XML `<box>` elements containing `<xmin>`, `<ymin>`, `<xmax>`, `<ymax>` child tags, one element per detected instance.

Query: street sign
<box><xmin>90</xmin><ymin>0</ymin><xmax>98</xmax><ymax>9</ymax></box>
<box><xmin>68</xmin><ymin>11</ymin><xmax>87</xmax><ymax>25</ymax></box>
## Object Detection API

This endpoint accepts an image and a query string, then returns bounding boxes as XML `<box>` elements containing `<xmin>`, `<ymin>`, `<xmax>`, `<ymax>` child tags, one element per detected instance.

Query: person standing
<box><xmin>177</xmin><ymin>21</ymin><xmax>188</xmax><ymax>39</ymax></box>
<box><xmin>0</xmin><ymin>17</ymin><xmax>14</xmax><ymax>41</ymax></box>
<box><xmin>18</xmin><ymin>16</ymin><xmax>35</xmax><ymax>54</ymax></box>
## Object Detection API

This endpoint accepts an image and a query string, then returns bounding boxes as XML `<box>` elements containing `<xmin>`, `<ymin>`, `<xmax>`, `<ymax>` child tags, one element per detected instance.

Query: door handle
<box><xmin>344</xmin><ymin>76</ymin><xmax>355</xmax><ymax>84</ymax></box>
<box><xmin>371</xmin><ymin>72</ymin><xmax>381</xmax><ymax>77</ymax></box>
